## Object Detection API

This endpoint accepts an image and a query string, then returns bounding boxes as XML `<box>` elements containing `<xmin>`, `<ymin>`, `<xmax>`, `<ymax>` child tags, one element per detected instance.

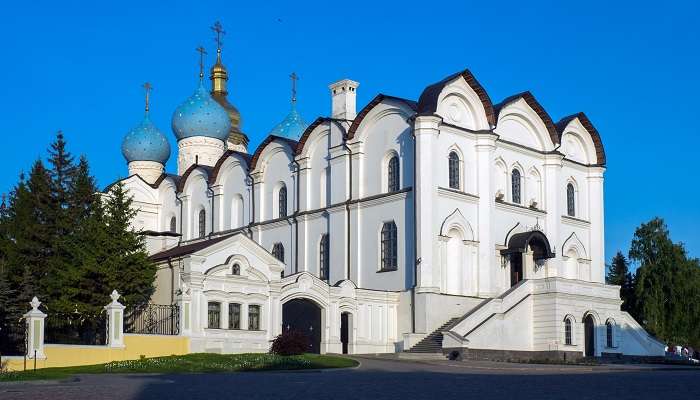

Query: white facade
<box><xmin>114</xmin><ymin>69</ymin><xmax>663</xmax><ymax>358</ymax></box>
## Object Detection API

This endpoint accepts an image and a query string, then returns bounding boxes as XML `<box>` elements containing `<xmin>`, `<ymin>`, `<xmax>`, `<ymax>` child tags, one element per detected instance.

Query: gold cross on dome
<box><xmin>142</xmin><ymin>82</ymin><xmax>152</xmax><ymax>112</ymax></box>
<box><xmin>196</xmin><ymin>46</ymin><xmax>207</xmax><ymax>78</ymax></box>
<box><xmin>211</xmin><ymin>21</ymin><xmax>225</xmax><ymax>50</ymax></box>
<box><xmin>290</xmin><ymin>72</ymin><xmax>298</xmax><ymax>103</ymax></box>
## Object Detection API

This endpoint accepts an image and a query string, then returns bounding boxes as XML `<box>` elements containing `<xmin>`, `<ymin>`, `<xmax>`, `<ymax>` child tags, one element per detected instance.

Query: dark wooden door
<box><xmin>510</xmin><ymin>256</ymin><xmax>523</xmax><ymax>287</ymax></box>
<box><xmin>282</xmin><ymin>299</ymin><xmax>322</xmax><ymax>354</ymax></box>
<box><xmin>584</xmin><ymin>315</ymin><xmax>595</xmax><ymax>357</ymax></box>
<box><xmin>340</xmin><ymin>313</ymin><xmax>349</xmax><ymax>354</ymax></box>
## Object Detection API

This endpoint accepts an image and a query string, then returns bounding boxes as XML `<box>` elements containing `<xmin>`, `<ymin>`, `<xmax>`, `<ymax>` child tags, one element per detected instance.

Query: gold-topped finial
<box><xmin>142</xmin><ymin>82</ymin><xmax>152</xmax><ymax>113</ymax></box>
<box><xmin>290</xmin><ymin>72</ymin><xmax>298</xmax><ymax>104</ymax></box>
<box><xmin>196</xmin><ymin>46</ymin><xmax>207</xmax><ymax>80</ymax></box>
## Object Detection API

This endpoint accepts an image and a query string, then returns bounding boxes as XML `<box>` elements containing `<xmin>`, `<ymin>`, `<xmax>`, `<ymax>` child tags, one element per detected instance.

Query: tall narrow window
<box><xmin>278</xmin><ymin>185</ymin><xmax>287</xmax><ymax>218</ymax></box>
<box><xmin>248</xmin><ymin>305</ymin><xmax>261</xmax><ymax>330</ymax></box>
<box><xmin>319</xmin><ymin>234</ymin><xmax>330</xmax><ymax>281</ymax></box>
<box><xmin>169</xmin><ymin>216</ymin><xmax>177</xmax><ymax>233</ymax></box>
<box><xmin>207</xmin><ymin>302</ymin><xmax>221</xmax><ymax>329</ymax></box>
<box><xmin>511</xmin><ymin>169</ymin><xmax>521</xmax><ymax>204</ymax></box>
<box><xmin>228</xmin><ymin>303</ymin><xmax>241</xmax><ymax>329</ymax></box>
<box><xmin>387</xmin><ymin>155</ymin><xmax>400</xmax><ymax>192</ymax></box>
<box><xmin>381</xmin><ymin>221</ymin><xmax>398</xmax><ymax>271</ymax></box>
<box><xmin>606</xmin><ymin>321</ymin><xmax>614</xmax><ymax>348</ymax></box>
<box><xmin>198</xmin><ymin>209</ymin><xmax>206</xmax><ymax>239</ymax></box>
<box><xmin>448</xmin><ymin>151</ymin><xmax>460</xmax><ymax>189</ymax></box>
<box><xmin>272</xmin><ymin>243</ymin><xmax>285</xmax><ymax>263</ymax></box>
<box><xmin>564</xmin><ymin>318</ymin><xmax>572</xmax><ymax>345</ymax></box>
<box><xmin>567</xmin><ymin>183</ymin><xmax>576</xmax><ymax>217</ymax></box>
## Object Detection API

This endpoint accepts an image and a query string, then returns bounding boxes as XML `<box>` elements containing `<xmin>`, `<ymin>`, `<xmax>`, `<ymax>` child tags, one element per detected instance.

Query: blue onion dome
<box><xmin>171</xmin><ymin>81</ymin><xmax>231</xmax><ymax>141</ymax></box>
<box><xmin>121</xmin><ymin>114</ymin><xmax>171</xmax><ymax>164</ymax></box>
<box><xmin>268</xmin><ymin>102</ymin><xmax>308</xmax><ymax>140</ymax></box>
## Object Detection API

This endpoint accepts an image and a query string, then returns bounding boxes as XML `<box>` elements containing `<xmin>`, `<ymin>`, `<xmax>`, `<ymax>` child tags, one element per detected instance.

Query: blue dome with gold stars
<box><xmin>268</xmin><ymin>102</ymin><xmax>308</xmax><ymax>140</ymax></box>
<box><xmin>171</xmin><ymin>81</ymin><xmax>231</xmax><ymax>141</ymax></box>
<box><xmin>121</xmin><ymin>114</ymin><xmax>171</xmax><ymax>164</ymax></box>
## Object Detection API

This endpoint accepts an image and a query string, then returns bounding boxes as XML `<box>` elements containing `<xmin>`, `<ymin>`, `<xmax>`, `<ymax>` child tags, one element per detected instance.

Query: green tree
<box><xmin>607</xmin><ymin>251</ymin><xmax>635</xmax><ymax>314</ymax></box>
<box><xmin>629</xmin><ymin>217</ymin><xmax>700</xmax><ymax>347</ymax></box>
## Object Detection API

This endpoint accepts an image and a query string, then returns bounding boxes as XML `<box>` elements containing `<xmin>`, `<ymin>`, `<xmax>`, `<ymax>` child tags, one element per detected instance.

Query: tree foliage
<box><xmin>615</xmin><ymin>217</ymin><xmax>700</xmax><ymax>348</ymax></box>
<box><xmin>0</xmin><ymin>132</ymin><xmax>156</xmax><ymax>320</ymax></box>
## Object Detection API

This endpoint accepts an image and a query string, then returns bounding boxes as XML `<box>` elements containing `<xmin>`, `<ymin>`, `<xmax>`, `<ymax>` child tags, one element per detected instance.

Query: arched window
<box><xmin>387</xmin><ymin>155</ymin><xmax>400</xmax><ymax>192</ymax></box>
<box><xmin>232</xmin><ymin>263</ymin><xmax>240</xmax><ymax>275</ymax></box>
<box><xmin>278</xmin><ymin>185</ymin><xmax>287</xmax><ymax>218</ymax></box>
<box><xmin>381</xmin><ymin>221</ymin><xmax>398</xmax><ymax>271</ymax></box>
<box><xmin>564</xmin><ymin>317</ymin><xmax>573</xmax><ymax>345</ymax></box>
<box><xmin>567</xmin><ymin>183</ymin><xmax>576</xmax><ymax>217</ymax></box>
<box><xmin>169</xmin><ymin>216</ymin><xmax>177</xmax><ymax>233</ymax></box>
<box><xmin>319</xmin><ymin>234</ymin><xmax>329</xmax><ymax>281</ymax></box>
<box><xmin>272</xmin><ymin>243</ymin><xmax>285</xmax><ymax>263</ymax></box>
<box><xmin>606</xmin><ymin>320</ymin><xmax>614</xmax><ymax>348</ymax></box>
<box><xmin>198</xmin><ymin>209</ymin><xmax>206</xmax><ymax>239</ymax></box>
<box><xmin>511</xmin><ymin>169</ymin><xmax>521</xmax><ymax>204</ymax></box>
<box><xmin>448</xmin><ymin>151</ymin><xmax>460</xmax><ymax>189</ymax></box>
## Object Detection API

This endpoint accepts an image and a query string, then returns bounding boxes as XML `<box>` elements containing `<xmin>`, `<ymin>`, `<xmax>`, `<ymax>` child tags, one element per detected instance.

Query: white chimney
<box><xmin>329</xmin><ymin>79</ymin><xmax>359</xmax><ymax>120</ymax></box>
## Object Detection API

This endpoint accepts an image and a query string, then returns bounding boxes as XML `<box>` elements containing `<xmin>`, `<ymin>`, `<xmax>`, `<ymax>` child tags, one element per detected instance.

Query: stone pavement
<box><xmin>1</xmin><ymin>355</ymin><xmax>697</xmax><ymax>400</ymax></box>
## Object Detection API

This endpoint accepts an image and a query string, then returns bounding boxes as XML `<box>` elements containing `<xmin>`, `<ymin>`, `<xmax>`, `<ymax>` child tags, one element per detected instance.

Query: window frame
<box><xmin>198</xmin><ymin>209</ymin><xmax>206</xmax><ymax>239</ymax></box>
<box><xmin>566</xmin><ymin>182</ymin><xmax>576</xmax><ymax>217</ymax></box>
<box><xmin>606</xmin><ymin>320</ymin><xmax>614</xmax><ymax>348</ymax></box>
<box><xmin>387</xmin><ymin>155</ymin><xmax>400</xmax><ymax>193</ymax></box>
<box><xmin>248</xmin><ymin>304</ymin><xmax>261</xmax><ymax>331</ymax></box>
<box><xmin>272</xmin><ymin>243</ymin><xmax>285</xmax><ymax>263</ymax></box>
<box><xmin>207</xmin><ymin>301</ymin><xmax>221</xmax><ymax>329</ymax></box>
<box><xmin>380</xmin><ymin>221</ymin><xmax>398</xmax><ymax>272</ymax></box>
<box><xmin>228</xmin><ymin>303</ymin><xmax>241</xmax><ymax>330</ymax></box>
<box><xmin>448</xmin><ymin>151</ymin><xmax>460</xmax><ymax>190</ymax></box>
<box><xmin>278</xmin><ymin>185</ymin><xmax>287</xmax><ymax>218</ymax></box>
<box><xmin>319</xmin><ymin>234</ymin><xmax>329</xmax><ymax>281</ymax></box>
<box><xmin>564</xmin><ymin>317</ymin><xmax>573</xmax><ymax>345</ymax></box>
<box><xmin>232</xmin><ymin>263</ymin><xmax>240</xmax><ymax>275</ymax></box>
<box><xmin>511</xmin><ymin>169</ymin><xmax>522</xmax><ymax>204</ymax></box>
<box><xmin>169</xmin><ymin>216</ymin><xmax>177</xmax><ymax>233</ymax></box>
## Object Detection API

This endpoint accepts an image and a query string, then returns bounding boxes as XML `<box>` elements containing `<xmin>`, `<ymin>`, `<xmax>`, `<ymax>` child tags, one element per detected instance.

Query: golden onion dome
<box><xmin>210</xmin><ymin>48</ymin><xmax>248</xmax><ymax>150</ymax></box>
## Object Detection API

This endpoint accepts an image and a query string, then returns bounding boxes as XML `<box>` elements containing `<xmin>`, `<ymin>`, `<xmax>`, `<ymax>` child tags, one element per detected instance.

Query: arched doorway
<box><xmin>501</xmin><ymin>230</ymin><xmax>556</xmax><ymax>287</ymax></box>
<box><xmin>340</xmin><ymin>312</ymin><xmax>351</xmax><ymax>354</ymax></box>
<box><xmin>282</xmin><ymin>299</ymin><xmax>322</xmax><ymax>354</ymax></box>
<box><xmin>584</xmin><ymin>314</ymin><xmax>595</xmax><ymax>357</ymax></box>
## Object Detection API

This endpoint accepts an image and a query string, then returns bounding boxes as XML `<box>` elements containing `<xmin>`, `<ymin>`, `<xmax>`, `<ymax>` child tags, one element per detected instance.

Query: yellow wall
<box><xmin>4</xmin><ymin>334</ymin><xmax>189</xmax><ymax>372</ymax></box>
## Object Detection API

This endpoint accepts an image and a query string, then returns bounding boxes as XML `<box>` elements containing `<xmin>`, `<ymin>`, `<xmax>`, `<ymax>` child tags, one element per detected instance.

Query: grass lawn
<box><xmin>0</xmin><ymin>353</ymin><xmax>358</xmax><ymax>382</ymax></box>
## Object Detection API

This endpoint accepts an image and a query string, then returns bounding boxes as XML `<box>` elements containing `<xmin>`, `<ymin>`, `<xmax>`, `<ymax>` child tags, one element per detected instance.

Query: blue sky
<box><xmin>1</xmin><ymin>0</ymin><xmax>698</xmax><ymax>264</ymax></box>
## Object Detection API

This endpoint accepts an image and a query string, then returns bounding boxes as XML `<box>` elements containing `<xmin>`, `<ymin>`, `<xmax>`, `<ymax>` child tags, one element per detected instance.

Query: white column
<box><xmin>24</xmin><ymin>297</ymin><xmax>46</xmax><ymax>359</ymax></box>
<box><xmin>543</xmin><ymin>154</ymin><xmax>563</xmax><ymax>275</ymax></box>
<box><xmin>475</xmin><ymin>134</ymin><xmax>497</xmax><ymax>297</ymax></box>
<box><xmin>104</xmin><ymin>290</ymin><xmax>126</xmax><ymax>348</ymax></box>
<box><xmin>178</xmin><ymin>283</ymin><xmax>193</xmax><ymax>336</ymax></box>
<box><xmin>588</xmin><ymin>167</ymin><xmax>605</xmax><ymax>283</ymax></box>
<box><xmin>414</xmin><ymin>116</ymin><xmax>440</xmax><ymax>291</ymax></box>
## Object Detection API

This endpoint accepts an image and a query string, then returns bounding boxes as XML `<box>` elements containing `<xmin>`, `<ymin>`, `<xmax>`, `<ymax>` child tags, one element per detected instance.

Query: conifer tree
<box><xmin>606</xmin><ymin>251</ymin><xmax>635</xmax><ymax>314</ymax></box>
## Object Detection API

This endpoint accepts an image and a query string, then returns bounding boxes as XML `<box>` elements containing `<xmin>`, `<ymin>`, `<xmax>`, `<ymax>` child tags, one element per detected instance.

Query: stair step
<box><xmin>406</xmin><ymin>317</ymin><xmax>462</xmax><ymax>353</ymax></box>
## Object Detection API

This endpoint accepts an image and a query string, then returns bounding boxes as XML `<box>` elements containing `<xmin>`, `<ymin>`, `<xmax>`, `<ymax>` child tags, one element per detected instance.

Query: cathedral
<box><xmin>112</xmin><ymin>25</ymin><xmax>664</xmax><ymax>359</ymax></box>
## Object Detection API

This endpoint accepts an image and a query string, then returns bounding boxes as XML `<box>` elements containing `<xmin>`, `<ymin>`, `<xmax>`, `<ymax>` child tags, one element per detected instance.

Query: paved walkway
<box><xmin>1</xmin><ymin>355</ymin><xmax>698</xmax><ymax>400</ymax></box>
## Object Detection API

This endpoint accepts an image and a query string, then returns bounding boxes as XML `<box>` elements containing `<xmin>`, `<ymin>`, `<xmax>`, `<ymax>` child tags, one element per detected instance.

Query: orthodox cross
<box><xmin>196</xmin><ymin>46</ymin><xmax>207</xmax><ymax>78</ymax></box>
<box><xmin>211</xmin><ymin>21</ymin><xmax>225</xmax><ymax>50</ymax></box>
<box><xmin>290</xmin><ymin>72</ymin><xmax>298</xmax><ymax>103</ymax></box>
<box><xmin>142</xmin><ymin>82</ymin><xmax>152</xmax><ymax>113</ymax></box>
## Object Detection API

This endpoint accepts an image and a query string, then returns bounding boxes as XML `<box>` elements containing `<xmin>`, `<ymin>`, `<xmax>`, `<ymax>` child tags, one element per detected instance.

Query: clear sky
<box><xmin>1</xmin><ymin>0</ymin><xmax>698</xmax><ymax>264</ymax></box>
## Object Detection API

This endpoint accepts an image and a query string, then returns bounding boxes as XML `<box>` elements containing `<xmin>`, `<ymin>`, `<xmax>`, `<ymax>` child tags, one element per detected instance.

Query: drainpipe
<box><xmin>175</xmin><ymin>191</ymin><xmax>184</xmax><ymax>243</ymax></box>
<box><xmin>246</xmin><ymin>173</ymin><xmax>255</xmax><ymax>239</ymax></box>
<box><xmin>167</xmin><ymin>257</ymin><xmax>176</xmax><ymax>304</ymax></box>
<box><xmin>337</xmin><ymin>123</ymin><xmax>353</xmax><ymax>281</ymax></box>
<box><xmin>291</xmin><ymin>159</ymin><xmax>301</xmax><ymax>274</ymax></box>
<box><xmin>409</xmin><ymin>114</ymin><xmax>418</xmax><ymax>334</ymax></box>
<box><xmin>206</xmin><ymin>183</ymin><xmax>215</xmax><ymax>238</ymax></box>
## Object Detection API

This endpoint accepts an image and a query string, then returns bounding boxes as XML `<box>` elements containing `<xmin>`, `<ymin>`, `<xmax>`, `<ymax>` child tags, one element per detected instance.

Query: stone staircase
<box><xmin>406</xmin><ymin>317</ymin><xmax>462</xmax><ymax>353</ymax></box>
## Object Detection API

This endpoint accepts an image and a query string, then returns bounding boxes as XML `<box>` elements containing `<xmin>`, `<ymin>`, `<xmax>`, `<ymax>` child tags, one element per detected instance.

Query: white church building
<box><xmin>112</xmin><ymin>34</ymin><xmax>664</xmax><ymax>360</ymax></box>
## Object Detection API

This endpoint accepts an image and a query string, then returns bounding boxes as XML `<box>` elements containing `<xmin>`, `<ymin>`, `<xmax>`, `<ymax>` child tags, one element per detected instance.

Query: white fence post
<box><xmin>177</xmin><ymin>283</ymin><xmax>192</xmax><ymax>336</ymax></box>
<box><xmin>23</xmin><ymin>296</ymin><xmax>46</xmax><ymax>359</ymax></box>
<box><xmin>104</xmin><ymin>290</ymin><xmax>125</xmax><ymax>348</ymax></box>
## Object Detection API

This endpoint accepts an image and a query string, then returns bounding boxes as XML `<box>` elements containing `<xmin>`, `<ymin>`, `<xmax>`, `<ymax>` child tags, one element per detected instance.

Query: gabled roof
<box><xmin>494</xmin><ymin>91</ymin><xmax>559</xmax><ymax>146</ymax></box>
<box><xmin>249</xmin><ymin>135</ymin><xmax>299</xmax><ymax>171</ymax></box>
<box><xmin>208</xmin><ymin>150</ymin><xmax>252</xmax><ymax>184</ymax></box>
<box><xmin>555</xmin><ymin>112</ymin><xmax>606</xmax><ymax>166</ymax></box>
<box><xmin>346</xmin><ymin>94</ymin><xmax>417</xmax><ymax>141</ymax></box>
<box><xmin>294</xmin><ymin>117</ymin><xmax>330</xmax><ymax>155</ymax></box>
<box><xmin>417</xmin><ymin>69</ymin><xmax>496</xmax><ymax>126</ymax></box>
<box><xmin>150</xmin><ymin>233</ymin><xmax>235</xmax><ymax>262</ymax></box>
<box><xmin>176</xmin><ymin>164</ymin><xmax>213</xmax><ymax>193</ymax></box>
